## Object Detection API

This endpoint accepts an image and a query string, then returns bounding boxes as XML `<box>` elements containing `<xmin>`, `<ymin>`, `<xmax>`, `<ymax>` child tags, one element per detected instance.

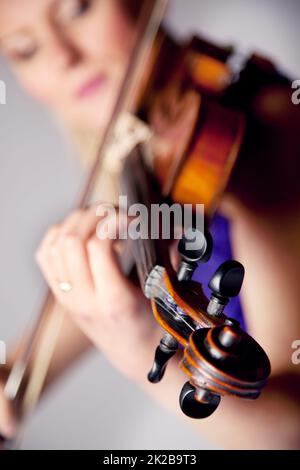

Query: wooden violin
<box><xmin>115</xmin><ymin>0</ymin><xmax>285</xmax><ymax>418</ymax></box>
<box><xmin>5</xmin><ymin>0</ymin><xmax>293</xmax><ymax>446</ymax></box>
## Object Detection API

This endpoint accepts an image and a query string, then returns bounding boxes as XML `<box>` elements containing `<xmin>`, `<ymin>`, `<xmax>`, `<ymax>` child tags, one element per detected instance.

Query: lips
<box><xmin>76</xmin><ymin>74</ymin><xmax>107</xmax><ymax>99</ymax></box>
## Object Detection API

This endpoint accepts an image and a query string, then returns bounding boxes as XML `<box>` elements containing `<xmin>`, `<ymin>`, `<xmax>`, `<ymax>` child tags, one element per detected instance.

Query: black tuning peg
<box><xmin>207</xmin><ymin>260</ymin><xmax>245</xmax><ymax>317</ymax></box>
<box><xmin>148</xmin><ymin>333</ymin><xmax>178</xmax><ymax>384</ymax></box>
<box><xmin>177</xmin><ymin>228</ymin><xmax>213</xmax><ymax>281</ymax></box>
<box><xmin>179</xmin><ymin>382</ymin><xmax>220</xmax><ymax>419</ymax></box>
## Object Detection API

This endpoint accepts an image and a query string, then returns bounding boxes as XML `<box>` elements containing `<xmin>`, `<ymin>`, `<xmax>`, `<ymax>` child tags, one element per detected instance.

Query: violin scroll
<box><xmin>180</xmin><ymin>321</ymin><xmax>271</xmax><ymax>419</ymax></box>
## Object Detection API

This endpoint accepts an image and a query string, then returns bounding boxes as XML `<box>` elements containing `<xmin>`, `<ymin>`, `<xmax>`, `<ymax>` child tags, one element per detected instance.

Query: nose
<box><xmin>45</xmin><ymin>30</ymin><xmax>81</xmax><ymax>71</ymax></box>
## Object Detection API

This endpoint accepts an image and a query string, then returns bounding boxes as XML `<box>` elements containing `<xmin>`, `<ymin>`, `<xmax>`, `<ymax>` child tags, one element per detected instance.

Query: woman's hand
<box><xmin>35</xmin><ymin>207</ymin><xmax>162</xmax><ymax>381</ymax></box>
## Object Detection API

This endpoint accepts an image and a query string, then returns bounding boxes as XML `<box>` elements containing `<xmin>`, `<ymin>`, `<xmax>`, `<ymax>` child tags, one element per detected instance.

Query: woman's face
<box><xmin>0</xmin><ymin>0</ymin><xmax>138</xmax><ymax>130</ymax></box>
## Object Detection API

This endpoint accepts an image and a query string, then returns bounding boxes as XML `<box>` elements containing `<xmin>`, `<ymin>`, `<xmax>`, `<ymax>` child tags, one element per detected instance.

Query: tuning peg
<box><xmin>177</xmin><ymin>228</ymin><xmax>213</xmax><ymax>281</ymax></box>
<box><xmin>179</xmin><ymin>382</ymin><xmax>220</xmax><ymax>419</ymax></box>
<box><xmin>207</xmin><ymin>260</ymin><xmax>244</xmax><ymax>317</ymax></box>
<box><xmin>147</xmin><ymin>333</ymin><xmax>178</xmax><ymax>383</ymax></box>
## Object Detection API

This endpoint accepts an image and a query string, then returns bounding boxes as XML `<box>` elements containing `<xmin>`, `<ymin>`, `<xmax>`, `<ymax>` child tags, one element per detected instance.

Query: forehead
<box><xmin>0</xmin><ymin>0</ymin><xmax>54</xmax><ymax>39</ymax></box>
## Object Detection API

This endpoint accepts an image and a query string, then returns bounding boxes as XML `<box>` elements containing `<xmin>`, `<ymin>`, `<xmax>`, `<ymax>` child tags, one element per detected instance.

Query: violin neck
<box><xmin>121</xmin><ymin>144</ymin><xmax>165</xmax><ymax>290</ymax></box>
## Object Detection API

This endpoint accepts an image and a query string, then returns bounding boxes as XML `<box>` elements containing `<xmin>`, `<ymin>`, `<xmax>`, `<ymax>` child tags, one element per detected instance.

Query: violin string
<box><xmin>130</xmin><ymin>216</ymin><xmax>153</xmax><ymax>284</ymax></box>
<box><xmin>138</xmin><ymin>236</ymin><xmax>155</xmax><ymax>278</ymax></box>
<box><xmin>124</xmin><ymin>184</ymin><xmax>148</xmax><ymax>283</ymax></box>
<box><xmin>132</xmin><ymin>236</ymin><xmax>149</xmax><ymax>284</ymax></box>
<box><xmin>126</xmin><ymin>180</ymin><xmax>156</xmax><ymax>283</ymax></box>
<box><xmin>128</xmin><ymin>231</ymin><xmax>194</xmax><ymax>331</ymax></box>
<box><xmin>155</xmin><ymin>283</ymin><xmax>213</xmax><ymax>329</ymax></box>
<box><xmin>151</xmin><ymin>295</ymin><xmax>195</xmax><ymax>333</ymax></box>
<box><xmin>144</xmin><ymin>281</ymin><xmax>196</xmax><ymax>332</ymax></box>
<box><xmin>137</xmin><ymin>235</ymin><xmax>151</xmax><ymax>275</ymax></box>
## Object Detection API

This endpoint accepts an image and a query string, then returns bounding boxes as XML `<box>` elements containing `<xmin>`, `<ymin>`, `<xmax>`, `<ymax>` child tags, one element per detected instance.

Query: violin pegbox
<box><xmin>144</xmin><ymin>228</ymin><xmax>217</xmax><ymax>387</ymax></box>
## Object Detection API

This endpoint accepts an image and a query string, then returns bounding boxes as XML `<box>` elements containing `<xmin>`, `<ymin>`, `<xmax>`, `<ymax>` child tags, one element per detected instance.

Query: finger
<box><xmin>62</xmin><ymin>235</ymin><xmax>95</xmax><ymax>294</ymax></box>
<box><xmin>47</xmin><ymin>239</ymin><xmax>70</xmax><ymax>285</ymax></box>
<box><xmin>59</xmin><ymin>206</ymin><xmax>103</xmax><ymax>242</ymax></box>
<box><xmin>36</xmin><ymin>224</ymin><xmax>69</xmax><ymax>287</ymax></box>
<box><xmin>35</xmin><ymin>224</ymin><xmax>61</xmax><ymax>262</ymax></box>
<box><xmin>86</xmin><ymin>212</ymin><xmax>132</xmax><ymax>302</ymax></box>
<box><xmin>58</xmin><ymin>207</ymin><xmax>108</xmax><ymax>291</ymax></box>
<box><xmin>87</xmin><ymin>235</ymin><xmax>131</xmax><ymax>297</ymax></box>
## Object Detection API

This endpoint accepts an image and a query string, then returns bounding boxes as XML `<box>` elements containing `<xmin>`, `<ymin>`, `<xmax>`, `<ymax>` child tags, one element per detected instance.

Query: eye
<box><xmin>3</xmin><ymin>37</ymin><xmax>39</xmax><ymax>64</ymax></box>
<box><xmin>56</xmin><ymin>0</ymin><xmax>92</xmax><ymax>23</ymax></box>
<box><xmin>14</xmin><ymin>46</ymin><xmax>38</xmax><ymax>62</ymax></box>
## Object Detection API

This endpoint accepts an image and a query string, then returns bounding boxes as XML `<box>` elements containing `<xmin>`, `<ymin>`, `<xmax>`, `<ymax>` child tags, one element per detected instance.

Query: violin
<box><xmin>118</xmin><ymin>13</ymin><xmax>273</xmax><ymax>416</ymax></box>
<box><xmin>3</xmin><ymin>0</ymin><xmax>289</xmax><ymax>447</ymax></box>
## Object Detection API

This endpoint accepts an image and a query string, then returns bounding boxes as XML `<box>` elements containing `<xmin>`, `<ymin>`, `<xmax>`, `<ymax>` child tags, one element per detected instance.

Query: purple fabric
<box><xmin>192</xmin><ymin>213</ymin><xmax>246</xmax><ymax>331</ymax></box>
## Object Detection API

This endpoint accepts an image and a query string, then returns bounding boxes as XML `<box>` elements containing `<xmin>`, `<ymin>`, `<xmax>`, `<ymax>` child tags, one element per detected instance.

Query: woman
<box><xmin>0</xmin><ymin>0</ymin><xmax>299</xmax><ymax>449</ymax></box>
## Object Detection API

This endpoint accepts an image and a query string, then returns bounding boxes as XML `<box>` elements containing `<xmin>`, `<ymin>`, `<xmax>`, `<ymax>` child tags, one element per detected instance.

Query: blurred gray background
<box><xmin>0</xmin><ymin>0</ymin><xmax>299</xmax><ymax>450</ymax></box>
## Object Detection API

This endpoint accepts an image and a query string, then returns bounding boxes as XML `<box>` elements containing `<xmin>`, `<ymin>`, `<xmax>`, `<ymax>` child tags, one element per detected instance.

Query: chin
<box><xmin>78</xmin><ymin>92</ymin><xmax>118</xmax><ymax>131</ymax></box>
